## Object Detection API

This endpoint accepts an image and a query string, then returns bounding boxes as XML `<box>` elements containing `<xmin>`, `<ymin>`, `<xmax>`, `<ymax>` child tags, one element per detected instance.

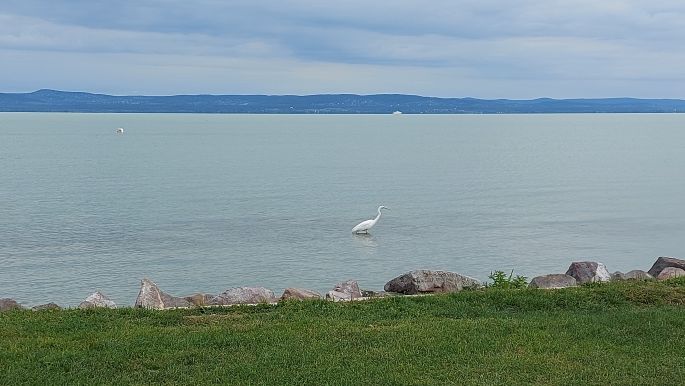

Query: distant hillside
<box><xmin>1</xmin><ymin>89</ymin><xmax>684</xmax><ymax>113</ymax></box>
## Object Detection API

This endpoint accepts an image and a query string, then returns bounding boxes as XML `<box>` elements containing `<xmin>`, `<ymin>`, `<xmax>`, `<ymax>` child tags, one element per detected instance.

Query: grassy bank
<box><xmin>3</xmin><ymin>279</ymin><xmax>685</xmax><ymax>385</ymax></box>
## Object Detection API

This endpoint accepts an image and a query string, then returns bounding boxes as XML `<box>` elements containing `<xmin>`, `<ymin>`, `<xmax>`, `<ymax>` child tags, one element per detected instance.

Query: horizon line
<box><xmin>2</xmin><ymin>89</ymin><xmax>685</xmax><ymax>102</ymax></box>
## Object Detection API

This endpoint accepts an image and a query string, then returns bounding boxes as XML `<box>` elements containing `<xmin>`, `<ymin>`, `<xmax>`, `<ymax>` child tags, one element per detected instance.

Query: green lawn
<box><xmin>2</xmin><ymin>279</ymin><xmax>685</xmax><ymax>385</ymax></box>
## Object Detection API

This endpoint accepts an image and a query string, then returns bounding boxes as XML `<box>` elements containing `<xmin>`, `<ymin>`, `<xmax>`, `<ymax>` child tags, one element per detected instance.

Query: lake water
<box><xmin>1</xmin><ymin>113</ymin><xmax>684</xmax><ymax>306</ymax></box>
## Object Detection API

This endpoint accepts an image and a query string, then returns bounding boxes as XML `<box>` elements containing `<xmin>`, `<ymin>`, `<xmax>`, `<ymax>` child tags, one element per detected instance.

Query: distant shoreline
<box><xmin>2</xmin><ymin>89</ymin><xmax>684</xmax><ymax>114</ymax></box>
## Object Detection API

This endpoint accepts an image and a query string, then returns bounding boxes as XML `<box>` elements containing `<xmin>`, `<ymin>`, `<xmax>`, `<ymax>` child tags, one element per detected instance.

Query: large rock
<box><xmin>528</xmin><ymin>274</ymin><xmax>577</xmax><ymax>289</ymax></box>
<box><xmin>280</xmin><ymin>288</ymin><xmax>321</xmax><ymax>301</ymax></box>
<box><xmin>0</xmin><ymin>298</ymin><xmax>23</xmax><ymax>311</ymax></box>
<box><xmin>657</xmin><ymin>267</ymin><xmax>685</xmax><ymax>281</ymax></box>
<box><xmin>648</xmin><ymin>257</ymin><xmax>685</xmax><ymax>278</ymax></box>
<box><xmin>78</xmin><ymin>291</ymin><xmax>117</xmax><ymax>309</ymax></box>
<box><xmin>134</xmin><ymin>278</ymin><xmax>193</xmax><ymax>309</ymax></box>
<box><xmin>335</xmin><ymin>280</ymin><xmax>362</xmax><ymax>298</ymax></box>
<box><xmin>208</xmin><ymin>287</ymin><xmax>276</xmax><ymax>306</ymax></box>
<box><xmin>384</xmin><ymin>270</ymin><xmax>482</xmax><ymax>295</ymax></box>
<box><xmin>32</xmin><ymin>303</ymin><xmax>62</xmax><ymax>311</ymax></box>
<box><xmin>325</xmin><ymin>280</ymin><xmax>366</xmax><ymax>301</ymax></box>
<box><xmin>565</xmin><ymin>262</ymin><xmax>611</xmax><ymax>284</ymax></box>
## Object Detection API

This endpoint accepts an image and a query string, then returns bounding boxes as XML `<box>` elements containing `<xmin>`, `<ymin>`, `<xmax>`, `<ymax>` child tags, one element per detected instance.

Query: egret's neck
<box><xmin>375</xmin><ymin>208</ymin><xmax>383</xmax><ymax>221</ymax></box>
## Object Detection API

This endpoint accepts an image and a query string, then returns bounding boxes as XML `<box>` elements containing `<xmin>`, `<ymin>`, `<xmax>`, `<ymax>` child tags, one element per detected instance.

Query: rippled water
<box><xmin>1</xmin><ymin>113</ymin><xmax>684</xmax><ymax>306</ymax></box>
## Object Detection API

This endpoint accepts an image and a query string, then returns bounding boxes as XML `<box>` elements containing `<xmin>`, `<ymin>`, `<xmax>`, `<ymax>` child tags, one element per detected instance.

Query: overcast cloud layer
<box><xmin>1</xmin><ymin>1</ymin><xmax>684</xmax><ymax>98</ymax></box>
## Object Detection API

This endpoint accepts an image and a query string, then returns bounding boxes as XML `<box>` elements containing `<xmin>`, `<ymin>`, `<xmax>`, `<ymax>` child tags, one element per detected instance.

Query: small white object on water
<box><xmin>115</xmin><ymin>128</ymin><xmax>124</xmax><ymax>134</ymax></box>
<box><xmin>392</xmin><ymin>111</ymin><xmax>402</xmax><ymax>115</ymax></box>
<box><xmin>352</xmin><ymin>205</ymin><xmax>389</xmax><ymax>234</ymax></box>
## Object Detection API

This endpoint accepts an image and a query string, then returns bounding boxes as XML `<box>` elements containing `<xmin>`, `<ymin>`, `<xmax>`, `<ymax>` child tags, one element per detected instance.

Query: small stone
<box><xmin>280</xmin><ymin>288</ymin><xmax>321</xmax><ymax>301</ymax></box>
<box><xmin>611</xmin><ymin>271</ymin><xmax>626</xmax><ymax>281</ymax></box>
<box><xmin>0</xmin><ymin>298</ymin><xmax>23</xmax><ymax>312</ymax></box>
<box><xmin>528</xmin><ymin>274</ymin><xmax>577</xmax><ymax>289</ymax></box>
<box><xmin>31</xmin><ymin>302</ymin><xmax>62</xmax><ymax>311</ymax></box>
<box><xmin>565</xmin><ymin>262</ymin><xmax>611</xmax><ymax>284</ymax></box>
<box><xmin>78</xmin><ymin>291</ymin><xmax>117</xmax><ymax>309</ymax></box>
<box><xmin>657</xmin><ymin>267</ymin><xmax>685</xmax><ymax>281</ymax></box>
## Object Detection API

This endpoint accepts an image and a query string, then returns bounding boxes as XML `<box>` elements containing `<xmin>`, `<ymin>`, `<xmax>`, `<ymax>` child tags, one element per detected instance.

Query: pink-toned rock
<box><xmin>565</xmin><ymin>262</ymin><xmax>611</xmax><ymax>284</ymax></box>
<box><xmin>648</xmin><ymin>257</ymin><xmax>685</xmax><ymax>278</ymax></box>
<box><xmin>332</xmin><ymin>280</ymin><xmax>362</xmax><ymax>299</ymax></box>
<box><xmin>280</xmin><ymin>288</ymin><xmax>321</xmax><ymax>301</ymax></box>
<box><xmin>0</xmin><ymin>298</ymin><xmax>23</xmax><ymax>312</ymax></box>
<box><xmin>135</xmin><ymin>278</ymin><xmax>193</xmax><ymax>309</ymax></box>
<box><xmin>657</xmin><ymin>267</ymin><xmax>685</xmax><ymax>281</ymax></box>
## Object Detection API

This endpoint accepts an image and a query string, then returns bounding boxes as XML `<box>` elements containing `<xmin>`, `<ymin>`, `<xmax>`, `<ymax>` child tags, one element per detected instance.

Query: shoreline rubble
<box><xmin>2</xmin><ymin>256</ymin><xmax>683</xmax><ymax>312</ymax></box>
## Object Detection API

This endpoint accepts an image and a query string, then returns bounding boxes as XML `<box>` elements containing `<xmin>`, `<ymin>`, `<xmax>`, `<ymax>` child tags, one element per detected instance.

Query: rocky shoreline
<box><xmin>2</xmin><ymin>256</ymin><xmax>684</xmax><ymax>312</ymax></box>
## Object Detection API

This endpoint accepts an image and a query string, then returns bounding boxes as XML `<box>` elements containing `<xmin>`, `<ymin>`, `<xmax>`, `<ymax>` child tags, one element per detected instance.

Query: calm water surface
<box><xmin>1</xmin><ymin>113</ymin><xmax>684</xmax><ymax>306</ymax></box>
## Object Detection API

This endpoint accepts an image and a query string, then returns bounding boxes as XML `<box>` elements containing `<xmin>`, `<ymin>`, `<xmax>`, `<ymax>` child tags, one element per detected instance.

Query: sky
<box><xmin>1</xmin><ymin>1</ymin><xmax>684</xmax><ymax>98</ymax></box>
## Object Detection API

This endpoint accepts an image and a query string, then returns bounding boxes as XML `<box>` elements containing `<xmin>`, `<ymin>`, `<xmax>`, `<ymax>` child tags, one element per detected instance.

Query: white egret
<box><xmin>352</xmin><ymin>206</ymin><xmax>389</xmax><ymax>234</ymax></box>
<box><xmin>115</xmin><ymin>128</ymin><xmax>124</xmax><ymax>134</ymax></box>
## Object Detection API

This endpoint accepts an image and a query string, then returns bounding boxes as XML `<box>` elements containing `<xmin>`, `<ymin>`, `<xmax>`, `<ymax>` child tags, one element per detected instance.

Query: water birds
<box><xmin>115</xmin><ymin>127</ymin><xmax>124</xmax><ymax>134</ymax></box>
<box><xmin>352</xmin><ymin>206</ymin><xmax>389</xmax><ymax>234</ymax></box>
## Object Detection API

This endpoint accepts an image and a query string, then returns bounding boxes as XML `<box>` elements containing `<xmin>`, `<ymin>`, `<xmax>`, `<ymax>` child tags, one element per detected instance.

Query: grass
<box><xmin>3</xmin><ymin>278</ymin><xmax>685</xmax><ymax>385</ymax></box>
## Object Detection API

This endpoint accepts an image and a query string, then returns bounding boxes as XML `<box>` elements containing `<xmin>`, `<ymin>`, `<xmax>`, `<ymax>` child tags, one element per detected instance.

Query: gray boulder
<box><xmin>183</xmin><ymin>293</ymin><xmax>216</xmax><ymax>307</ymax></box>
<box><xmin>657</xmin><ymin>267</ymin><xmax>685</xmax><ymax>281</ymax></box>
<box><xmin>135</xmin><ymin>278</ymin><xmax>193</xmax><ymax>309</ymax></box>
<box><xmin>620</xmin><ymin>270</ymin><xmax>653</xmax><ymax>281</ymax></box>
<box><xmin>32</xmin><ymin>302</ymin><xmax>62</xmax><ymax>311</ymax></box>
<box><xmin>208</xmin><ymin>287</ymin><xmax>276</xmax><ymax>306</ymax></box>
<box><xmin>528</xmin><ymin>274</ymin><xmax>577</xmax><ymax>289</ymax></box>
<box><xmin>612</xmin><ymin>270</ymin><xmax>654</xmax><ymax>281</ymax></box>
<box><xmin>280</xmin><ymin>288</ymin><xmax>322</xmax><ymax>301</ymax></box>
<box><xmin>565</xmin><ymin>262</ymin><xmax>611</xmax><ymax>284</ymax></box>
<box><xmin>384</xmin><ymin>270</ymin><xmax>482</xmax><ymax>295</ymax></box>
<box><xmin>0</xmin><ymin>298</ymin><xmax>23</xmax><ymax>311</ymax></box>
<box><xmin>648</xmin><ymin>257</ymin><xmax>685</xmax><ymax>278</ymax></box>
<box><xmin>78</xmin><ymin>291</ymin><xmax>117</xmax><ymax>309</ymax></box>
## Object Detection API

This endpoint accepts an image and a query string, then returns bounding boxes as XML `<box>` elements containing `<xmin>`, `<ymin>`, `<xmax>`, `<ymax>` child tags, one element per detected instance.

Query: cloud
<box><xmin>0</xmin><ymin>1</ymin><xmax>683</xmax><ymax>97</ymax></box>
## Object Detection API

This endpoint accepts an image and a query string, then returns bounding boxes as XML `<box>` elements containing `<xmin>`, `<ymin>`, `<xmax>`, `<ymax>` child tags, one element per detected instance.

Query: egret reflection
<box><xmin>352</xmin><ymin>232</ymin><xmax>378</xmax><ymax>248</ymax></box>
